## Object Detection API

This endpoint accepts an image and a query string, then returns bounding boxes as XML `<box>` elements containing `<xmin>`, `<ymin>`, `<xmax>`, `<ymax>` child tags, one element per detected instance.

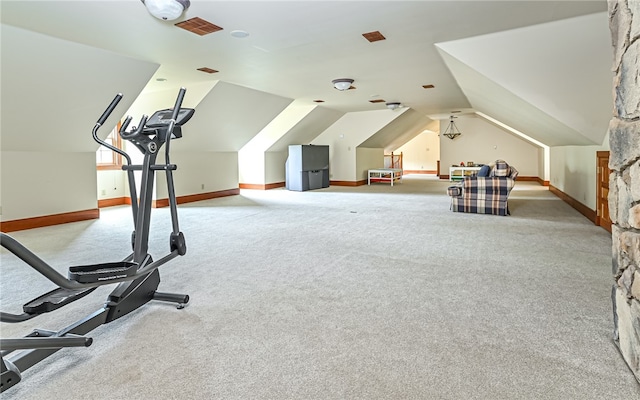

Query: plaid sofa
<box><xmin>447</xmin><ymin>160</ymin><xmax>518</xmax><ymax>216</ymax></box>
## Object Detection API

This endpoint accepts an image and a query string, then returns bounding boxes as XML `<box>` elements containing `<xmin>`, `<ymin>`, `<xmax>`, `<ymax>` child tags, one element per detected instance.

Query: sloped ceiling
<box><xmin>359</xmin><ymin>109</ymin><xmax>434</xmax><ymax>153</ymax></box>
<box><xmin>0</xmin><ymin>1</ymin><xmax>607</xmax><ymax>117</ymax></box>
<box><xmin>172</xmin><ymin>81</ymin><xmax>293</xmax><ymax>152</ymax></box>
<box><xmin>436</xmin><ymin>12</ymin><xmax>612</xmax><ymax>146</ymax></box>
<box><xmin>0</xmin><ymin>25</ymin><xmax>158</xmax><ymax>152</ymax></box>
<box><xmin>269</xmin><ymin>106</ymin><xmax>344</xmax><ymax>153</ymax></box>
<box><xmin>0</xmin><ymin>2</ymin><xmax>613</xmax><ymax>152</ymax></box>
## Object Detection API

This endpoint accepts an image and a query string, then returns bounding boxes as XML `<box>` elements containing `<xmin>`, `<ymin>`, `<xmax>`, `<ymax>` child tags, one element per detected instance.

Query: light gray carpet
<box><xmin>1</xmin><ymin>175</ymin><xmax>638</xmax><ymax>399</ymax></box>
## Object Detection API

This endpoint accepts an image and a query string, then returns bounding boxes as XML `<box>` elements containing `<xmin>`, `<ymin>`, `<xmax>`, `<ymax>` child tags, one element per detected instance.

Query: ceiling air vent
<box><xmin>362</xmin><ymin>31</ymin><xmax>386</xmax><ymax>43</ymax></box>
<box><xmin>422</xmin><ymin>84</ymin><xmax>435</xmax><ymax>89</ymax></box>
<box><xmin>197</xmin><ymin>67</ymin><xmax>218</xmax><ymax>74</ymax></box>
<box><xmin>175</xmin><ymin>17</ymin><xmax>223</xmax><ymax>36</ymax></box>
<box><xmin>314</xmin><ymin>100</ymin><xmax>325</xmax><ymax>103</ymax></box>
<box><xmin>369</xmin><ymin>99</ymin><xmax>386</xmax><ymax>103</ymax></box>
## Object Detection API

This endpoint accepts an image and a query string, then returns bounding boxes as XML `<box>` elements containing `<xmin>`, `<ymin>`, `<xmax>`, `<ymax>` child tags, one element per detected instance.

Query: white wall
<box><xmin>96</xmin><ymin>151</ymin><xmax>240</xmax><ymax>202</ymax></box>
<box><xmin>238</xmin><ymin>101</ymin><xmax>309</xmax><ymax>185</ymax></box>
<box><xmin>1</xmin><ymin>152</ymin><xmax>97</xmax><ymax>221</ymax></box>
<box><xmin>440</xmin><ymin>115</ymin><xmax>541</xmax><ymax>177</ymax></box>
<box><xmin>97</xmin><ymin>170</ymin><xmax>126</xmax><ymax>201</ymax></box>
<box><xmin>1</xmin><ymin>24</ymin><xmax>158</xmax><ymax>221</ymax></box>
<box><xmin>265</xmin><ymin>151</ymin><xmax>288</xmax><ymax>184</ymax></box>
<box><xmin>395</xmin><ymin>127</ymin><xmax>440</xmax><ymax>172</ymax></box>
<box><xmin>239</xmin><ymin>151</ymin><xmax>288</xmax><ymax>186</ymax></box>
<box><xmin>156</xmin><ymin>152</ymin><xmax>239</xmax><ymax>199</ymax></box>
<box><xmin>238</xmin><ymin>151</ymin><xmax>265</xmax><ymax>185</ymax></box>
<box><xmin>549</xmin><ymin>138</ymin><xmax>609</xmax><ymax>210</ymax></box>
<box><xmin>356</xmin><ymin>148</ymin><xmax>385</xmax><ymax>181</ymax></box>
<box><xmin>312</xmin><ymin>110</ymin><xmax>400</xmax><ymax>181</ymax></box>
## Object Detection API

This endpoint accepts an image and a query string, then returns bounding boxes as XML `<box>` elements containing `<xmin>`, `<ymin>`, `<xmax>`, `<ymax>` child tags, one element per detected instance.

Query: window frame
<box><xmin>96</xmin><ymin>122</ymin><xmax>123</xmax><ymax>171</ymax></box>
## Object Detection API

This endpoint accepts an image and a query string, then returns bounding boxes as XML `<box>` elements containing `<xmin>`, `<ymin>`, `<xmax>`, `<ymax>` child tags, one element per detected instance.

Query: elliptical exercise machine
<box><xmin>0</xmin><ymin>88</ymin><xmax>194</xmax><ymax>393</ymax></box>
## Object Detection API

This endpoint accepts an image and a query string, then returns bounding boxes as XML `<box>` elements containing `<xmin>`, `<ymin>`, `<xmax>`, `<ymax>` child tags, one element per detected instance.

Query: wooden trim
<box><xmin>517</xmin><ymin>176</ymin><xmax>549</xmax><ymax>186</ymax></box>
<box><xmin>153</xmin><ymin>198</ymin><xmax>170</xmax><ymax>208</ymax></box>
<box><xmin>439</xmin><ymin>175</ymin><xmax>449</xmax><ymax>180</ymax></box>
<box><xmin>1</xmin><ymin>209</ymin><xmax>100</xmax><ymax>233</ymax></box>
<box><xmin>177</xmin><ymin>188</ymin><xmax>240</xmax><ymax>204</ymax></box>
<box><xmin>403</xmin><ymin>170</ymin><xmax>437</xmax><ymax>175</ymax></box>
<box><xmin>98</xmin><ymin>197</ymin><xmax>127</xmax><ymax>208</ymax></box>
<box><xmin>596</xmin><ymin>151</ymin><xmax>612</xmax><ymax>233</ymax></box>
<box><xmin>153</xmin><ymin>188</ymin><xmax>241</xmax><ymax>208</ymax></box>
<box><xmin>330</xmin><ymin>180</ymin><xmax>366</xmax><ymax>186</ymax></box>
<box><xmin>239</xmin><ymin>182</ymin><xmax>286</xmax><ymax>190</ymax></box>
<box><xmin>549</xmin><ymin>185</ymin><xmax>597</xmax><ymax>224</ymax></box>
<box><xmin>96</xmin><ymin>164</ymin><xmax>124</xmax><ymax>171</ymax></box>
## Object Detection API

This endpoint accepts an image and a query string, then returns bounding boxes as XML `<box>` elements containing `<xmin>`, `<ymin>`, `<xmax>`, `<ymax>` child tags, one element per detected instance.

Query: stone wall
<box><xmin>609</xmin><ymin>0</ymin><xmax>640</xmax><ymax>383</ymax></box>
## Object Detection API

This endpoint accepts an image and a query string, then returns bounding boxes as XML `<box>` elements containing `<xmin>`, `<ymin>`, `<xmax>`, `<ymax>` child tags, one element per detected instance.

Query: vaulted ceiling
<box><xmin>1</xmin><ymin>1</ymin><xmax>611</xmax><ymax>147</ymax></box>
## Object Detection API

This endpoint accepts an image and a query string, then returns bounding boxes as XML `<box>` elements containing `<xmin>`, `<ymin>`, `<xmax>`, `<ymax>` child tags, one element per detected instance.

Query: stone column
<box><xmin>609</xmin><ymin>0</ymin><xmax>640</xmax><ymax>383</ymax></box>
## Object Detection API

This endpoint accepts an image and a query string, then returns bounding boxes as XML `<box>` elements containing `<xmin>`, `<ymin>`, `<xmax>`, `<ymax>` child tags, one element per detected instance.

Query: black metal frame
<box><xmin>0</xmin><ymin>88</ymin><xmax>192</xmax><ymax>393</ymax></box>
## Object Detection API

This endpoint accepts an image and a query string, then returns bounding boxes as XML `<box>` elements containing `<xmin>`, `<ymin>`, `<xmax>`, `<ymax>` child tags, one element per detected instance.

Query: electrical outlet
<box><xmin>201</xmin><ymin>184</ymin><xmax>205</xmax><ymax>190</ymax></box>
<box><xmin>101</xmin><ymin>189</ymin><xmax>106</xmax><ymax>196</ymax></box>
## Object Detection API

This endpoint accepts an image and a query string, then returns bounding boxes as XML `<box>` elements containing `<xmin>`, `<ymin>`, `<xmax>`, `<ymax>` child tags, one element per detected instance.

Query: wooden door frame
<box><xmin>596</xmin><ymin>150</ymin><xmax>611</xmax><ymax>233</ymax></box>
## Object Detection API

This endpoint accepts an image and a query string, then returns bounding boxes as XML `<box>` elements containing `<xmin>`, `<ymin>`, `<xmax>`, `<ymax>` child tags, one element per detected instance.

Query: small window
<box><xmin>96</xmin><ymin>123</ymin><xmax>123</xmax><ymax>170</ymax></box>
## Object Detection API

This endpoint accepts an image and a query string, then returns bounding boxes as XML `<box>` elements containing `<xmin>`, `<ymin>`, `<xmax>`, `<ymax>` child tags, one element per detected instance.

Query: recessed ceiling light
<box><xmin>230</xmin><ymin>30</ymin><xmax>249</xmax><ymax>38</ymax></box>
<box><xmin>314</xmin><ymin>100</ymin><xmax>325</xmax><ymax>103</ymax></box>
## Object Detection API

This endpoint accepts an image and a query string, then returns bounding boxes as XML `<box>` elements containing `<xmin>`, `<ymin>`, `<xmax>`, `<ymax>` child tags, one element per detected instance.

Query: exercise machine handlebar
<box><xmin>92</xmin><ymin>93</ymin><xmax>133</xmax><ymax>166</ymax></box>
<box><xmin>96</xmin><ymin>93</ymin><xmax>122</xmax><ymax>126</ymax></box>
<box><xmin>119</xmin><ymin>115</ymin><xmax>148</xmax><ymax>141</ymax></box>
<box><xmin>171</xmin><ymin>88</ymin><xmax>187</xmax><ymax>121</ymax></box>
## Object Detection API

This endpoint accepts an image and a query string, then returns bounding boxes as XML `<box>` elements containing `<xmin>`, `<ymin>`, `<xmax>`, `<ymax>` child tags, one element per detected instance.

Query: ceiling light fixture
<box><xmin>386</xmin><ymin>102</ymin><xmax>401</xmax><ymax>110</ymax></box>
<box><xmin>142</xmin><ymin>0</ymin><xmax>190</xmax><ymax>21</ymax></box>
<box><xmin>443</xmin><ymin>116</ymin><xmax>462</xmax><ymax>140</ymax></box>
<box><xmin>332</xmin><ymin>78</ymin><xmax>354</xmax><ymax>91</ymax></box>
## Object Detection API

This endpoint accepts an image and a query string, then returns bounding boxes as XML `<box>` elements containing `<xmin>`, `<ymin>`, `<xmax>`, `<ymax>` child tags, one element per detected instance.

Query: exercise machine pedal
<box><xmin>23</xmin><ymin>287</ymin><xmax>97</xmax><ymax>314</ymax></box>
<box><xmin>68</xmin><ymin>262</ymin><xmax>137</xmax><ymax>284</ymax></box>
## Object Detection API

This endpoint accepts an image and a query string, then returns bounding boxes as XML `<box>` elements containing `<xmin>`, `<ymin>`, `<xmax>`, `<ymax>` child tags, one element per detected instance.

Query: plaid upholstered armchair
<box><xmin>447</xmin><ymin>160</ymin><xmax>518</xmax><ymax>216</ymax></box>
